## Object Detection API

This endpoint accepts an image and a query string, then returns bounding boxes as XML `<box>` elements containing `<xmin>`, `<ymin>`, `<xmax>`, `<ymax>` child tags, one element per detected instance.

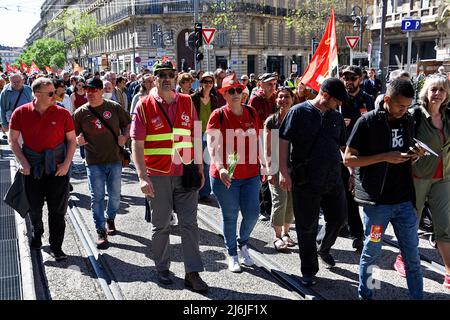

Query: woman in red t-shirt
<box><xmin>206</xmin><ymin>74</ymin><xmax>263</xmax><ymax>273</ymax></box>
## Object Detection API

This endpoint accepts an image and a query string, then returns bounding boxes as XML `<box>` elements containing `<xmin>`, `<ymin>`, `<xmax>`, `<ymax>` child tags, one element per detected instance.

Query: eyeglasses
<box><xmin>343</xmin><ymin>75</ymin><xmax>359</xmax><ymax>82</ymax></box>
<box><xmin>37</xmin><ymin>91</ymin><xmax>56</xmax><ymax>97</ymax></box>
<box><xmin>227</xmin><ymin>87</ymin><xmax>243</xmax><ymax>95</ymax></box>
<box><xmin>201</xmin><ymin>80</ymin><xmax>214</xmax><ymax>84</ymax></box>
<box><xmin>86</xmin><ymin>87</ymin><xmax>100</xmax><ymax>93</ymax></box>
<box><xmin>158</xmin><ymin>71</ymin><xmax>176</xmax><ymax>79</ymax></box>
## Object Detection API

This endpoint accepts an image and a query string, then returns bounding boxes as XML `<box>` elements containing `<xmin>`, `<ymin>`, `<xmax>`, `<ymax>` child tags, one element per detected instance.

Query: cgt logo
<box><xmin>181</xmin><ymin>112</ymin><xmax>190</xmax><ymax>126</ymax></box>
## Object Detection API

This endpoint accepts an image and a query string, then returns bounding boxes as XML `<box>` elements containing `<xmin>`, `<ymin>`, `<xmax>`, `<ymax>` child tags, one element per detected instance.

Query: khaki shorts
<box><xmin>414</xmin><ymin>178</ymin><xmax>450</xmax><ymax>243</ymax></box>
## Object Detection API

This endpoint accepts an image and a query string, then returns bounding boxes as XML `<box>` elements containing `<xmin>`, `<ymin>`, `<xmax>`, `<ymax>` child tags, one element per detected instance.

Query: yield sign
<box><xmin>202</xmin><ymin>28</ymin><xmax>216</xmax><ymax>45</ymax></box>
<box><xmin>345</xmin><ymin>36</ymin><xmax>360</xmax><ymax>50</ymax></box>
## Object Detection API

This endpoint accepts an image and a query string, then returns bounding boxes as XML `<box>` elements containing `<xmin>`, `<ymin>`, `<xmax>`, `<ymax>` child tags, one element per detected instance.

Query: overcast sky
<box><xmin>0</xmin><ymin>0</ymin><xmax>44</xmax><ymax>47</ymax></box>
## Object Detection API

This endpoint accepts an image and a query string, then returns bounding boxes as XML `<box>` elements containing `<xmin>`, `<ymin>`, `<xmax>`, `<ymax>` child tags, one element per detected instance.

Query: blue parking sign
<box><xmin>401</xmin><ymin>19</ymin><xmax>421</xmax><ymax>31</ymax></box>
<box><xmin>148</xmin><ymin>60</ymin><xmax>154</xmax><ymax>67</ymax></box>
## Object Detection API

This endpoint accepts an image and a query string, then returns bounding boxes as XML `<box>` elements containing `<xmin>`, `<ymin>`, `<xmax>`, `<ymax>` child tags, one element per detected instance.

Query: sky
<box><xmin>0</xmin><ymin>0</ymin><xmax>45</xmax><ymax>47</ymax></box>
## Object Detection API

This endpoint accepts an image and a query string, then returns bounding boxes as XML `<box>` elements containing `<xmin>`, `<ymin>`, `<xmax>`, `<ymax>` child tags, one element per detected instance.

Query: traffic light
<box><xmin>196</xmin><ymin>52</ymin><xmax>204</xmax><ymax>62</ymax></box>
<box><xmin>194</xmin><ymin>22</ymin><xmax>203</xmax><ymax>50</ymax></box>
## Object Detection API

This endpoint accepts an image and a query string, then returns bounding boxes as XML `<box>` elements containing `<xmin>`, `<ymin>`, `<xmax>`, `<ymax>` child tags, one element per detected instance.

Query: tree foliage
<box><xmin>18</xmin><ymin>38</ymin><xmax>65</xmax><ymax>69</ymax></box>
<box><xmin>285</xmin><ymin>0</ymin><xmax>345</xmax><ymax>38</ymax></box>
<box><xmin>48</xmin><ymin>9</ymin><xmax>113</xmax><ymax>64</ymax></box>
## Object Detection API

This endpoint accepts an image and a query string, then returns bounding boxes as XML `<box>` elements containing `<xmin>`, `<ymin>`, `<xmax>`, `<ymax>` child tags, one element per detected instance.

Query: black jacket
<box><xmin>4</xmin><ymin>170</ymin><xmax>30</xmax><ymax>218</ymax></box>
<box><xmin>190</xmin><ymin>88</ymin><xmax>219</xmax><ymax>117</ymax></box>
<box><xmin>352</xmin><ymin>106</ymin><xmax>415</xmax><ymax>204</ymax></box>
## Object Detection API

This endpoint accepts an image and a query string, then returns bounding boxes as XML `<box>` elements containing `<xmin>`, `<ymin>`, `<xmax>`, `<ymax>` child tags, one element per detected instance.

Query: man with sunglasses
<box><xmin>72</xmin><ymin>77</ymin><xmax>132</xmax><ymax>249</ymax></box>
<box><xmin>339</xmin><ymin>66</ymin><xmax>375</xmax><ymax>251</ymax></box>
<box><xmin>8</xmin><ymin>77</ymin><xmax>77</xmax><ymax>261</ymax></box>
<box><xmin>131</xmin><ymin>59</ymin><xmax>208</xmax><ymax>293</ymax></box>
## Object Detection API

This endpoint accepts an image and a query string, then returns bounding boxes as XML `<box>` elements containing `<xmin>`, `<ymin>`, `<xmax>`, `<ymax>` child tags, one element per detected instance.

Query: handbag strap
<box><xmin>87</xmin><ymin>106</ymin><xmax>121</xmax><ymax>148</ymax></box>
<box><xmin>153</xmin><ymin>96</ymin><xmax>173</xmax><ymax>129</ymax></box>
<box><xmin>13</xmin><ymin>88</ymin><xmax>24</xmax><ymax>109</ymax></box>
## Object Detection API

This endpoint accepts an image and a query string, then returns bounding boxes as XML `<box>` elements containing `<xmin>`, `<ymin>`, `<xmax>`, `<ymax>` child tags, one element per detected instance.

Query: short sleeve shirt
<box><xmin>10</xmin><ymin>101</ymin><xmax>74</xmax><ymax>153</ymax></box>
<box><xmin>72</xmin><ymin>100</ymin><xmax>131</xmax><ymax>165</ymax></box>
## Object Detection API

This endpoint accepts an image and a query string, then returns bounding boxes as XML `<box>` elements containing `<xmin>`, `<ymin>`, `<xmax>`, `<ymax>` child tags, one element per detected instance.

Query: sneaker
<box><xmin>258</xmin><ymin>213</ymin><xmax>269</xmax><ymax>221</ymax></box>
<box><xmin>69</xmin><ymin>183</ymin><xmax>74</xmax><ymax>192</ymax></box>
<box><xmin>30</xmin><ymin>236</ymin><xmax>42</xmax><ymax>250</ymax></box>
<box><xmin>185</xmin><ymin>272</ymin><xmax>208</xmax><ymax>293</ymax></box>
<box><xmin>339</xmin><ymin>225</ymin><xmax>351</xmax><ymax>238</ymax></box>
<box><xmin>51</xmin><ymin>249</ymin><xmax>67</xmax><ymax>261</ymax></box>
<box><xmin>300</xmin><ymin>274</ymin><xmax>317</xmax><ymax>287</ymax></box>
<box><xmin>228</xmin><ymin>255</ymin><xmax>242</xmax><ymax>273</ymax></box>
<box><xmin>318</xmin><ymin>252</ymin><xmax>335</xmax><ymax>268</ymax></box>
<box><xmin>170</xmin><ymin>212</ymin><xmax>178</xmax><ymax>226</ymax></box>
<box><xmin>444</xmin><ymin>274</ymin><xmax>450</xmax><ymax>289</ymax></box>
<box><xmin>96</xmin><ymin>229</ymin><xmax>108</xmax><ymax>249</ymax></box>
<box><xmin>352</xmin><ymin>238</ymin><xmax>364</xmax><ymax>252</ymax></box>
<box><xmin>106</xmin><ymin>219</ymin><xmax>116</xmax><ymax>235</ymax></box>
<box><xmin>156</xmin><ymin>270</ymin><xmax>174</xmax><ymax>285</ymax></box>
<box><xmin>393</xmin><ymin>254</ymin><xmax>406</xmax><ymax>278</ymax></box>
<box><xmin>239</xmin><ymin>245</ymin><xmax>255</xmax><ymax>267</ymax></box>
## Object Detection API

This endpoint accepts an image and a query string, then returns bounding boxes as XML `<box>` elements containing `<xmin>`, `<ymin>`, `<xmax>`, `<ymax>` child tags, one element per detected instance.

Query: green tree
<box><xmin>285</xmin><ymin>0</ymin><xmax>344</xmax><ymax>38</ymax></box>
<box><xmin>201</xmin><ymin>0</ymin><xmax>245</xmax><ymax>67</ymax></box>
<box><xmin>48</xmin><ymin>8</ymin><xmax>113</xmax><ymax>67</ymax></box>
<box><xmin>19</xmin><ymin>38</ymin><xmax>65</xmax><ymax>69</ymax></box>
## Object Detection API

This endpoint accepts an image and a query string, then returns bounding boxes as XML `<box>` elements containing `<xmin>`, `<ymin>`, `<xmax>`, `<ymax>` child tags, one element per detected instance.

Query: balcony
<box><xmin>99</xmin><ymin>7</ymin><xmax>131</xmax><ymax>25</ymax></box>
<box><xmin>165</xmin><ymin>1</ymin><xmax>194</xmax><ymax>13</ymax></box>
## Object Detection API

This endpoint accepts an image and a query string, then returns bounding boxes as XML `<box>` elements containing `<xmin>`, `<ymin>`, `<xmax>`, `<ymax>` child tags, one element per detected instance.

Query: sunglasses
<box><xmin>227</xmin><ymin>87</ymin><xmax>243</xmax><ymax>95</ymax></box>
<box><xmin>37</xmin><ymin>91</ymin><xmax>56</xmax><ymax>97</ymax></box>
<box><xmin>343</xmin><ymin>75</ymin><xmax>359</xmax><ymax>82</ymax></box>
<box><xmin>86</xmin><ymin>87</ymin><xmax>100</xmax><ymax>93</ymax></box>
<box><xmin>158</xmin><ymin>71</ymin><xmax>176</xmax><ymax>79</ymax></box>
<box><xmin>201</xmin><ymin>80</ymin><xmax>214</xmax><ymax>84</ymax></box>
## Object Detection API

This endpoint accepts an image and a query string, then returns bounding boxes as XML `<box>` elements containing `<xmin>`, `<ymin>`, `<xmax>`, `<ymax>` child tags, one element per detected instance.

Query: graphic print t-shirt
<box><xmin>381</xmin><ymin>118</ymin><xmax>413</xmax><ymax>204</ymax></box>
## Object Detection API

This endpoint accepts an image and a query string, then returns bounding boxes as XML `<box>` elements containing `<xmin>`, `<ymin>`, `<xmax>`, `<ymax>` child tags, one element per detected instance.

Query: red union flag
<box><xmin>5</xmin><ymin>63</ymin><xmax>13</xmax><ymax>73</ymax></box>
<box><xmin>20</xmin><ymin>63</ymin><xmax>30</xmax><ymax>73</ymax></box>
<box><xmin>44</xmin><ymin>66</ymin><xmax>54</xmax><ymax>74</ymax></box>
<box><xmin>30</xmin><ymin>61</ymin><xmax>41</xmax><ymax>73</ymax></box>
<box><xmin>301</xmin><ymin>9</ymin><xmax>338</xmax><ymax>92</ymax></box>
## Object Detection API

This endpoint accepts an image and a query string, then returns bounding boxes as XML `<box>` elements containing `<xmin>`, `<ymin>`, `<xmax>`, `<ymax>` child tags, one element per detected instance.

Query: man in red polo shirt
<box><xmin>9</xmin><ymin>77</ymin><xmax>77</xmax><ymax>261</ymax></box>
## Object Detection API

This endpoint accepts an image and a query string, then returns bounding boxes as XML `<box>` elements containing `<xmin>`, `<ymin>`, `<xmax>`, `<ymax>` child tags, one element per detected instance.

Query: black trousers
<box><xmin>341</xmin><ymin>165</ymin><xmax>364</xmax><ymax>240</ymax></box>
<box><xmin>292</xmin><ymin>183</ymin><xmax>347</xmax><ymax>277</ymax></box>
<box><xmin>24</xmin><ymin>173</ymin><xmax>70</xmax><ymax>251</ymax></box>
<box><xmin>259</xmin><ymin>180</ymin><xmax>272</xmax><ymax>216</ymax></box>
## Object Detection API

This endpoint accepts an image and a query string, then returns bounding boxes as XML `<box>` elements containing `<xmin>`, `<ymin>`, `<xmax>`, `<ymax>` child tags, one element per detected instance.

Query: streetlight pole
<box><xmin>379</xmin><ymin>0</ymin><xmax>388</xmax><ymax>93</ymax></box>
<box><xmin>351</xmin><ymin>5</ymin><xmax>367</xmax><ymax>67</ymax></box>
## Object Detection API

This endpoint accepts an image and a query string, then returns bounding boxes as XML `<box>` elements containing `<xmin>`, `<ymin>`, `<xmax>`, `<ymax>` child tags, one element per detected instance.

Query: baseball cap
<box><xmin>200</xmin><ymin>71</ymin><xmax>215</xmax><ymax>82</ymax></box>
<box><xmin>259</xmin><ymin>72</ymin><xmax>277</xmax><ymax>82</ymax></box>
<box><xmin>153</xmin><ymin>59</ymin><xmax>175</xmax><ymax>74</ymax></box>
<box><xmin>320</xmin><ymin>78</ymin><xmax>348</xmax><ymax>103</ymax></box>
<box><xmin>342</xmin><ymin>65</ymin><xmax>362</xmax><ymax>77</ymax></box>
<box><xmin>241</xmin><ymin>74</ymin><xmax>249</xmax><ymax>80</ymax></box>
<box><xmin>85</xmin><ymin>77</ymin><xmax>103</xmax><ymax>89</ymax></box>
<box><xmin>218</xmin><ymin>74</ymin><xmax>246</xmax><ymax>95</ymax></box>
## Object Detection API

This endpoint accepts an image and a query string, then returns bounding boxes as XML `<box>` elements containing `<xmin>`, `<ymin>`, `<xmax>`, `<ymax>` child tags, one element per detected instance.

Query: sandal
<box><xmin>282</xmin><ymin>234</ymin><xmax>297</xmax><ymax>247</ymax></box>
<box><xmin>273</xmin><ymin>238</ymin><xmax>289</xmax><ymax>252</ymax></box>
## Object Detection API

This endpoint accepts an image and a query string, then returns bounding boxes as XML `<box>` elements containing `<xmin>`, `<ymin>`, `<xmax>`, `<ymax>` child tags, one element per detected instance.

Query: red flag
<box><xmin>301</xmin><ymin>9</ymin><xmax>338</xmax><ymax>92</ymax></box>
<box><xmin>5</xmin><ymin>63</ymin><xmax>13</xmax><ymax>73</ymax></box>
<box><xmin>30</xmin><ymin>61</ymin><xmax>41</xmax><ymax>73</ymax></box>
<box><xmin>12</xmin><ymin>65</ymin><xmax>19</xmax><ymax>73</ymax></box>
<box><xmin>44</xmin><ymin>66</ymin><xmax>53</xmax><ymax>74</ymax></box>
<box><xmin>20</xmin><ymin>63</ymin><xmax>30</xmax><ymax>73</ymax></box>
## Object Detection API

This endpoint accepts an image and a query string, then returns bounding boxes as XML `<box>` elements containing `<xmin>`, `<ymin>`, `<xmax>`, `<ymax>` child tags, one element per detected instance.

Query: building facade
<box><xmin>369</xmin><ymin>0</ymin><xmax>450</xmax><ymax>75</ymax></box>
<box><xmin>30</xmin><ymin>0</ymin><xmax>372</xmax><ymax>77</ymax></box>
<box><xmin>0</xmin><ymin>48</ymin><xmax>22</xmax><ymax>71</ymax></box>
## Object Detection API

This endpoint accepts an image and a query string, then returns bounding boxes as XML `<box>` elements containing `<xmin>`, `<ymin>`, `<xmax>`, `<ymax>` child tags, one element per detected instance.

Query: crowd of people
<box><xmin>1</xmin><ymin>60</ymin><xmax>449</xmax><ymax>298</ymax></box>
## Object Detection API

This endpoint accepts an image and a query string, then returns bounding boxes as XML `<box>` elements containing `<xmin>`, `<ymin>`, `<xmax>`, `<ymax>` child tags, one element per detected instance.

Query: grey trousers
<box><xmin>148</xmin><ymin>176</ymin><xmax>204</xmax><ymax>273</ymax></box>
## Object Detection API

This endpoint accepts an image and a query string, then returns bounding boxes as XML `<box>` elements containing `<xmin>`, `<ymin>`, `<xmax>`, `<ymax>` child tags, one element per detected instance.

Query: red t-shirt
<box><xmin>10</xmin><ymin>101</ymin><xmax>75</xmax><ymax>153</ymax></box>
<box><xmin>206</xmin><ymin>104</ymin><xmax>262</xmax><ymax>180</ymax></box>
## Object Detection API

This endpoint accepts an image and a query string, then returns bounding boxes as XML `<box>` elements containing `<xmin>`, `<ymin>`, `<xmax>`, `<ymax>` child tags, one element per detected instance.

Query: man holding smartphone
<box><xmin>344</xmin><ymin>79</ymin><xmax>425</xmax><ymax>300</ymax></box>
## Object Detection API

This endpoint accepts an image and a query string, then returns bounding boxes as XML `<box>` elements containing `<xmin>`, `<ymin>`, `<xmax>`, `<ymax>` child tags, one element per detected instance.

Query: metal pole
<box><xmin>379</xmin><ymin>0</ymin><xmax>388</xmax><ymax>93</ymax></box>
<box><xmin>350</xmin><ymin>49</ymin><xmax>353</xmax><ymax>66</ymax></box>
<box><xmin>194</xmin><ymin>0</ymin><xmax>199</xmax><ymax>71</ymax></box>
<box><xmin>407</xmin><ymin>31</ymin><xmax>412</xmax><ymax>75</ymax></box>
<box><xmin>359</xmin><ymin>17</ymin><xmax>363</xmax><ymax>67</ymax></box>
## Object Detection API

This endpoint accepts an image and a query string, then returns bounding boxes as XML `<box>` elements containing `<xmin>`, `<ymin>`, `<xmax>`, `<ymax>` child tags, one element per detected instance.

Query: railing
<box><xmin>99</xmin><ymin>7</ymin><xmax>130</xmax><ymax>25</ymax></box>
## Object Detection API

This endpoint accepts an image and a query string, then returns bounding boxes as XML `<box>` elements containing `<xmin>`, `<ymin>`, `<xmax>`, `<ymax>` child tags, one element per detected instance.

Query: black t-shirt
<box><xmin>348</xmin><ymin>116</ymin><xmax>413</xmax><ymax>204</ymax></box>
<box><xmin>280</xmin><ymin>101</ymin><xmax>347</xmax><ymax>189</ymax></box>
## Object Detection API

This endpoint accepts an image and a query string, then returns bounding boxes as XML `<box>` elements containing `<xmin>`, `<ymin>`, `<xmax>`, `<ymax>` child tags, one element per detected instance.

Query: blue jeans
<box><xmin>358</xmin><ymin>201</ymin><xmax>423</xmax><ymax>300</ymax></box>
<box><xmin>199</xmin><ymin>135</ymin><xmax>211</xmax><ymax>198</ymax></box>
<box><xmin>212</xmin><ymin>176</ymin><xmax>260</xmax><ymax>256</ymax></box>
<box><xmin>86</xmin><ymin>162</ymin><xmax>122</xmax><ymax>231</ymax></box>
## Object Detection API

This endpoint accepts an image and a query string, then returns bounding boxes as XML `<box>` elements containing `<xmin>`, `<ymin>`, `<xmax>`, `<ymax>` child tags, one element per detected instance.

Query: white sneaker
<box><xmin>228</xmin><ymin>255</ymin><xmax>242</xmax><ymax>272</ymax></box>
<box><xmin>170</xmin><ymin>212</ymin><xmax>178</xmax><ymax>226</ymax></box>
<box><xmin>239</xmin><ymin>245</ymin><xmax>255</xmax><ymax>266</ymax></box>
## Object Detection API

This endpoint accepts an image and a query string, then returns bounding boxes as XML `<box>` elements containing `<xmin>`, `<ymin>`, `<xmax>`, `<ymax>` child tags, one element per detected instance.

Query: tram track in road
<box><xmin>67</xmin><ymin>198</ymin><xmax>124</xmax><ymax>300</ymax></box>
<box><xmin>382</xmin><ymin>237</ymin><xmax>446</xmax><ymax>277</ymax></box>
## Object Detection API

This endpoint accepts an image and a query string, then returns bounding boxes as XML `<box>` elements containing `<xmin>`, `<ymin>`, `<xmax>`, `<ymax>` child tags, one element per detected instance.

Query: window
<box><xmin>278</xmin><ymin>24</ymin><xmax>285</xmax><ymax>45</ymax></box>
<box><xmin>250</xmin><ymin>22</ymin><xmax>256</xmax><ymax>45</ymax></box>
<box><xmin>267</xmin><ymin>23</ymin><xmax>273</xmax><ymax>45</ymax></box>
<box><xmin>289</xmin><ymin>27</ymin><xmax>296</xmax><ymax>45</ymax></box>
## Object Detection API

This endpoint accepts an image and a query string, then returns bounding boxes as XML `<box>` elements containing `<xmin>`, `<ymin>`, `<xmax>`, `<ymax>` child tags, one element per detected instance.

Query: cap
<box><xmin>85</xmin><ymin>77</ymin><xmax>103</xmax><ymax>89</ymax></box>
<box><xmin>153</xmin><ymin>59</ymin><xmax>175</xmax><ymax>74</ymax></box>
<box><xmin>218</xmin><ymin>74</ymin><xmax>246</xmax><ymax>95</ymax></box>
<box><xmin>241</xmin><ymin>74</ymin><xmax>249</xmax><ymax>80</ymax></box>
<box><xmin>342</xmin><ymin>65</ymin><xmax>362</xmax><ymax>77</ymax></box>
<box><xmin>320</xmin><ymin>77</ymin><xmax>348</xmax><ymax>103</ymax></box>
<box><xmin>259</xmin><ymin>72</ymin><xmax>277</xmax><ymax>83</ymax></box>
<box><xmin>200</xmin><ymin>71</ymin><xmax>215</xmax><ymax>82</ymax></box>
